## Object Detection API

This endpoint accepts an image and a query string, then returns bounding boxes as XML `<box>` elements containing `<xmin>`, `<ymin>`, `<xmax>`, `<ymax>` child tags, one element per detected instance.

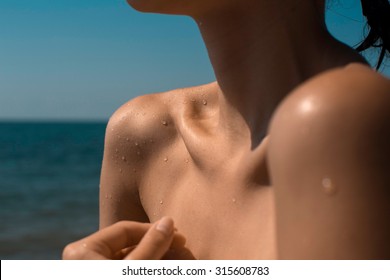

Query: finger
<box><xmin>63</xmin><ymin>242</ymin><xmax>110</xmax><ymax>260</ymax></box>
<box><xmin>112</xmin><ymin>245</ymin><xmax>137</xmax><ymax>260</ymax></box>
<box><xmin>113</xmin><ymin>228</ymin><xmax>186</xmax><ymax>259</ymax></box>
<box><xmin>74</xmin><ymin>221</ymin><xmax>152</xmax><ymax>259</ymax></box>
<box><xmin>125</xmin><ymin>217</ymin><xmax>174</xmax><ymax>260</ymax></box>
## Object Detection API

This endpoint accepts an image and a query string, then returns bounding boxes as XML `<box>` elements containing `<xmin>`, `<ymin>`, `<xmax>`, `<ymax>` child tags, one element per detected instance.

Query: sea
<box><xmin>0</xmin><ymin>121</ymin><xmax>107</xmax><ymax>259</ymax></box>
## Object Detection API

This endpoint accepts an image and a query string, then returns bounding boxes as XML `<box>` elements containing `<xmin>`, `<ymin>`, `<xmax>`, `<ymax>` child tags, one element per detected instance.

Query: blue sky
<box><xmin>0</xmin><ymin>0</ymin><xmax>388</xmax><ymax>121</ymax></box>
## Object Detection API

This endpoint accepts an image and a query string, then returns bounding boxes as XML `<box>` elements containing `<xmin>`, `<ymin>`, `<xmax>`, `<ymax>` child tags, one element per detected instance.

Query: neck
<box><xmin>191</xmin><ymin>0</ymin><xmax>361</xmax><ymax>146</ymax></box>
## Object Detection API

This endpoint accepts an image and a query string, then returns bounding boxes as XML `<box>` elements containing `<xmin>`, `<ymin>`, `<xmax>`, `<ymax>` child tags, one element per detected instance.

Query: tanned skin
<box><xmin>99</xmin><ymin>0</ymin><xmax>390</xmax><ymax>259</ymax></box>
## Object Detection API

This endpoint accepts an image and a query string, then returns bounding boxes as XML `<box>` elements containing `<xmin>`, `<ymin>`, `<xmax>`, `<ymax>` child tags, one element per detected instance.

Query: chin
<box><xmin>126</xmin><ymin>0</ymin><xmax>194</xmax><ymax>15</ymax></box>
<box><xmin>127</xmin><ymin>0</ymin><xmax>176</xmax><ymax>14</ymax></box>
<box><xmin>126</xmin><ymin>0</ymin><xmax>150</xmax><ymax>12</ymax></box>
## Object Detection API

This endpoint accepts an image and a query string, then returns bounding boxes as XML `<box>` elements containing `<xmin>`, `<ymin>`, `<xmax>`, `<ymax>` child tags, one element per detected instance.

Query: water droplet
<box><xmin>119</xmin><ymin>168</ymin><xmax>122</xmax><ymax>173</ymax></box>
<box><xmin>161</xmin><ymin>120</ymin><xmax>168</xmax><ymax>126</ymax></box>
<box><xmin>82</xmin><ymin>243</ymin><xmax>87</xmax><ymax>248</ymax></box>
<box><xmin>232</xmin><ymin>198</ymin><xmax>237</xmax><ymax>203</ymax></box>
<box><xmin>185</xmin><ymin>159</ymin><xmax>190</xmax><ymax>163</ymax></box>
<box><xmin>122</xmin><ymin>156</ymin><xmax>127</xmax><ymax>162</ymax></box>
<box><xmin>164</xmin><ymin>157</ymin><xmax>168</xmax><ymax>162</ymax></box>
<box><xmin>105</xmin><ymin>194</ymin><xmax>108</xmax><ymax>199</ymax></box>
<box><xmin>153</xmin><ymin>212</ymin><xmax>156</xmax><ymax>216</ymax></box>
<box><xmin>190</xmin><ymin>98</ymin><xmax>196</xmax><ymax>102</ymax></box>
<box><xmin>126</xmin><ymin>138</ymin><xmax>130</xmax><ymax>142</ymax></box>
<box><xmin>135</xmin><ymin>142</ymin><xmax>139</xmax><ymax>146</ymax></box>
<box><xmin>322</xmin><ymin>177</ymin><xmax>337</xmax><ymax>195</ymax></box>
<box><xmin>137</xmin><ymin>151</ymin><xmax>141</xmax><ymax>156</ymax></box>
<box><xmin>159</xmin><ymin>200</ymin><xmax>163</xmax><ymax>205</ymax></box>
<box><xmin>202</xmin><ymin>100</ymin><xmax>208</xmax><ymax>105</ymax></box>
<box><xmin>115</xmin><ymin>148</ymin><xmax>119</xmax><ymax>154</ymax></box>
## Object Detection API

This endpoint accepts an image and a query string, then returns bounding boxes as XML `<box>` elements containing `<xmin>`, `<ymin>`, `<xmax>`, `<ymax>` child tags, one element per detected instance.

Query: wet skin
<box><xmin>100</xmin><ymin>64</ymin><xmax>390</xmax><ymax>259</ymax></box>
<box><xmin>100</xmin><ymin>0</ymin><xmax>390</xmax><ymax>259</ymax></box>
<box><xmin>100</xmin><ymin>81</ymin><xmax>276</xmax><ymax>259</ymax></box>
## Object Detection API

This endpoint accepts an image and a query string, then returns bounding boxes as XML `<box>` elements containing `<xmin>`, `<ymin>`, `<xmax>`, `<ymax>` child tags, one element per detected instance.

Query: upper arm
<box><xmin>268</xmin><ymin>67</ymin><xmax>390</xmax><ymax>259</ymax></box>
<box><xmin>99</xmin><ymin>94</ymin><xmax>173</xmax><ymax>228</ymax></box>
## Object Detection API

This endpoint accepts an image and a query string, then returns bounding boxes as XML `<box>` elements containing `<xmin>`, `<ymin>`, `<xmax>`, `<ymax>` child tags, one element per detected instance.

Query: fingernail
<box><xmin>156</xmin><ymin>217</ymin><xmax>173</xmax><ymax>236</ymax></box>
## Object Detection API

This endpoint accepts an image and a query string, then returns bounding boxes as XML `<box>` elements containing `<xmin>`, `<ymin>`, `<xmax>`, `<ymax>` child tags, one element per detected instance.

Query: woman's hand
<box><xmin>62</xmin><ymin>217</ymin><xmax>195</xmax><ymax>260</ymax></box>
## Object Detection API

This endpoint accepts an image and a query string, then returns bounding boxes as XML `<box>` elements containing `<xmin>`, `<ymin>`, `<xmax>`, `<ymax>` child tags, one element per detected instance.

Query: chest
<box><xmin>139</xmin><ymin>134</ymin><xmax>270</xmax><ymax>214</ymax></box>
<box><xmin>138</xmin><ymin>141</ymin><xmax>276</xmax><ymax>259</ymax></box>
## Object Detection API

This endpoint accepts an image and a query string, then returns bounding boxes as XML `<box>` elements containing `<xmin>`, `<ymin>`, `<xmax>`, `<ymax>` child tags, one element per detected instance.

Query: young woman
<box><xmin>65</xmin><ymin>0</ymin><xmax>390</xmax><ymax>260</ymax></box>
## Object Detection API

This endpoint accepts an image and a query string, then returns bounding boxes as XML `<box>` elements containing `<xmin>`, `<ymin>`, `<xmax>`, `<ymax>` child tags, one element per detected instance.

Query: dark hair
<box><xmin>356</xmin><ymin>0</ymin><xmax>390</xmax><ymax>70</ymax></box>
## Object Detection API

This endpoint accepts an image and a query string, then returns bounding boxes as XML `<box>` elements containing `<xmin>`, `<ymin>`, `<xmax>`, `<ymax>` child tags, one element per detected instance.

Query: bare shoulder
<box><xmin>270</xmin><ymin>64</ymin><xmax>390</xmax><ymax>140</ymax></box>
<box><xmin>100</xmin><ymin>91</ymin><xmax>176</xmax><ymax>227</ymax></box>
<box><xmin>268</xmin><ymin>64</ymin><xmax>390</xmax><ymax>259</ymax></box>
<box><xmin>100</xmin><ymin>84</ymin><xmax>216</xmax><ymax>227</ymax></box>
<box><xmin>104</xmin><ymin>88</ymin><xmax>179</xmax><ymax>167</ymax></box>
<box><xmin>104</xmin><ymin>82</ymin><xmax>218</xmax><ymax>163</ymax></box>
<box><xmin>269</xmin><ymin>63</ymin><xmax>390</xmax><ymax>177</ymax></box>
<box><xmin>106</xmin><ymin>91</ymin><xmax>175</xmax><ymax>153</ymax></box>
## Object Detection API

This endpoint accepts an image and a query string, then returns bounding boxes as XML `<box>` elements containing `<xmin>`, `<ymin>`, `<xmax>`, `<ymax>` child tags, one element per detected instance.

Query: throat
<box><xmin>194</xmin><ymin>0</ymin><xmax>364</xmax><ymax>145</ymax></box>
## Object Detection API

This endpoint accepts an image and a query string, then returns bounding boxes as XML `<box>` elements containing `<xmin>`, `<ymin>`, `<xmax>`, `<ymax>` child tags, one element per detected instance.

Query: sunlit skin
<box><xmin>63</xmin><ymin>217</ymin><xmax>195</xmax><ymax>260</ymax></box>
<box><xmin>99</xmin><ymin>0</ymin><xmax>390</xmax><ymax>259</ymax></box>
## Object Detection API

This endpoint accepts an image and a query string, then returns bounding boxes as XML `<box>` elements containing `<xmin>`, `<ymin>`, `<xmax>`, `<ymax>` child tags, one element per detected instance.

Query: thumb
<box><xmin>125</xmin><ymin>217</ymin><xmax>174</xmax><ymax>260</ymax></box>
